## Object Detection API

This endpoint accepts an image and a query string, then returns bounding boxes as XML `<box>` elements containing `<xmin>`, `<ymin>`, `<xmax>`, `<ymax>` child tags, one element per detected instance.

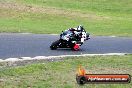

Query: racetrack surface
<box><xmin>0</xmin><ymin>33</ymin><xmax>132</xmax><ymax>59</ymax></box>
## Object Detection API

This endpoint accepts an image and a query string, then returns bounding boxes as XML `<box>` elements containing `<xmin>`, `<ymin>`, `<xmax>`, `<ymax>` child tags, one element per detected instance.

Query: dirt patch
<box><xmin>0</xmin><ymin>2</ymin><xmax>110</xmax><ymax>20</ymax></box>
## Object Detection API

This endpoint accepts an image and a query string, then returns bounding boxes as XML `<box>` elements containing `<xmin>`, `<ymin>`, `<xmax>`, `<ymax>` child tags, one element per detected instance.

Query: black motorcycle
<box><xmin>50</xmin><ymin>28</ymin><xmax>90</xmax><ymax>51</ymax></box>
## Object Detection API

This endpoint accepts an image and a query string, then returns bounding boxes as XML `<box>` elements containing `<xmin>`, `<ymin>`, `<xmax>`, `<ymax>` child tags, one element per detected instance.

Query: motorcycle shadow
<box><xmin>52</xmin><ymin>48</ymin><xmax>84</xmax><ymax>52</ymax></box>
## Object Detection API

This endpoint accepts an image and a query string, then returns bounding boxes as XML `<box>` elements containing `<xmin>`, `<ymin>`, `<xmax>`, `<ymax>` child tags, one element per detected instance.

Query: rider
<box><xmin>68</xmin><ymin>25</ymin><xmax>85</xmax><ymax>33</ymax></box>
<box><xmin>64</xmin><ymin>25</ymin><xmax>87</xmax><ymax>43</ymax></box>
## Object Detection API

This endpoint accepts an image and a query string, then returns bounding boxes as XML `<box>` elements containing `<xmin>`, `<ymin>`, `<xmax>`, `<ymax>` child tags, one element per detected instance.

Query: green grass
<box><xmin>0</xmin><ymin>55</ymin><xmax>132</xmax><ymax>88</ymax></box>
<box><xmin>17</xmin><ymin>0</ymin><xmax>132</xmax><ymax>15</ymax></box>
<box><xmin>0</xmin><ymin>0</ymin><xmax>132</xmax><ymax>36</ymax></box>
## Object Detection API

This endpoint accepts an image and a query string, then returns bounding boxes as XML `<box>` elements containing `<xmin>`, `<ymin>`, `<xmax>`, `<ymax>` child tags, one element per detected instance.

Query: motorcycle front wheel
<box><xmin>50</xmin><ymin>40</ymin><xmax>60</xmax><ymax>50</ymax></box>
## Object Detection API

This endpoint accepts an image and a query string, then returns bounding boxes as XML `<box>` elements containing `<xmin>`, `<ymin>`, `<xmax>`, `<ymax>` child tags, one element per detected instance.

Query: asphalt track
<box><xmin>0</xmin><ymin>33</ymin><xmax>132</xmax><ymax>59</ymax></box>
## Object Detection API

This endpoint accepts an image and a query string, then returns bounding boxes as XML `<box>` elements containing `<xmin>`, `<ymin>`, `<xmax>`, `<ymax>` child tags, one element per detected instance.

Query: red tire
<box><xmin>73</xmin><ymin>44</ymin><xmax>80</xmax><ymax>51</ymax></box>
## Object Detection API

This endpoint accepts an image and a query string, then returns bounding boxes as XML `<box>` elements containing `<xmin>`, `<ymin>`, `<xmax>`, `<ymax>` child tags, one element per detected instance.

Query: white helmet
<box><xmin>77</xmin><ymin>25</ymin><xmax>84</xmax><ymax>31</ymax></box>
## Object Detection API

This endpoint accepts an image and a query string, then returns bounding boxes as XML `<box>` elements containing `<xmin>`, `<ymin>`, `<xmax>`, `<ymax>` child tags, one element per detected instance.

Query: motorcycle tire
<box><xmin>76</xmin><ymin>76</ymin><xmax>87</xmax><ymax>85</ymax></box>
<box><xmin>50</xmin><ymin>40</ymin><xmax>60</xmax><ymax>50</ymax></box>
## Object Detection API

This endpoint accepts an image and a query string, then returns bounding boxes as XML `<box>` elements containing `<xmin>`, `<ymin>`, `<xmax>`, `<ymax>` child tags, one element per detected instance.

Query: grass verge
<box><xmin>0</xmin><ymin>55</ymin><xmax>132</xmax><ymax>88</ymax></box>
<box><xmin>0</xmin><ymin>0</ymin><xmax>132</xmax><ymax>36</ymax></box>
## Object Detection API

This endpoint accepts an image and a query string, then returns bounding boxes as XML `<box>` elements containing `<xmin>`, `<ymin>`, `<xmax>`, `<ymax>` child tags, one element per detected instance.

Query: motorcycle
<box><xmin>50</xmin><ymin>28</ymin><xmax>90</xmax><ymax>51</ymax></box>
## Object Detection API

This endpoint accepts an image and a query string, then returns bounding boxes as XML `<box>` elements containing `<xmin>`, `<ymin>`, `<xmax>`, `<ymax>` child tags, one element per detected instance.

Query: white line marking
<box><xmin>20</xmin><ymin>57</ymin><xmax>32</xmax><ymax>59</ymax></box>
<box><xmin>4</xmin><ymin>58</ymin><xmax>19</xmax><ymax>61</ymax></box>
<box><xmin>110</xmin><ymin>36</ymin><xmax>116</xmax><ymax>37</ymax></box>
<box><xmin>0</xmin><ymin>53</ymin><xmax>128</xmax><ymax>62</ymax></box>
<box><xmin>20</xmin><ymin>33</ymin><xmax>32</xmax><ymax>34</ymax></box>
<box><xmin>49</xmin><ymin>34</ymin><xmax>59</xmax><ymax>35</ymax></box>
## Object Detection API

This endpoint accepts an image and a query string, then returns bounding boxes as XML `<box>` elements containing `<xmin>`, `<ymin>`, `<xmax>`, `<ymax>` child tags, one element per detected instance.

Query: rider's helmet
<box><xmin>69</xmin><ymin>28</ymin><xmax>76</xmax><ymax>31</ymax></box>
<box><xmin>77</xmin><ymin>25</ymin><xmax>84</xmax><ymax>32</ymax></box>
